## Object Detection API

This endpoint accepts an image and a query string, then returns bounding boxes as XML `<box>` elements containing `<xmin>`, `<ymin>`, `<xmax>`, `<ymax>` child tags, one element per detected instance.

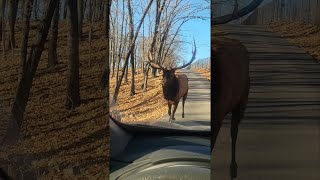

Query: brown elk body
<box><xmin>162</xmin><ymin>70</ymin><xmax>188</xmax><ymax>122</ymax></box>
<box><xmin>212</xmin><ymin>37</ymin><xmax>250</xmax><ymax>178</ymax></box>
<box><xmin>148</xmin><ymin>41</ymin><xmax>196</xmax><ymax>122</ymax></box>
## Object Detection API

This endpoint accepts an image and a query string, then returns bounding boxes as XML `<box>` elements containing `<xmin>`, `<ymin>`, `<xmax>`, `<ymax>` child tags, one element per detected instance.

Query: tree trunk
<box><xmin>65</xmin><ymin>0</ymin><xmax>80</xmax><ymax>110</ymax></box>
<box><xmin>33</xmin><ymin>0</ymin><xmax>38</xmax><ymax>20</ymax></box>
<box><xmin>99</xmin><ymin>54</ymin><xmax>109</xmax><ymax>90</ymax></box>
<box><xmin>111</xmin><ymin>42</ymin><xmax>116</xmax><ymax>77</ymax></box>
<box><xmin>1</xmin><ymin>0</ymin><xmax>6</xmax><ymax>59</ymax></box>
<box><xmin>48</xmin><ymin>0</ymin><xmax>60</xmax><ymax>68</ymax></box>
<box><xmin>116</xmin><ymin>57</ymin><xmax>120</xmax><ymax>82</ymax></box>
<box><xmin>151</xmin><ymin>67</ymin><xmax>156</xmax><ymax>78</ymax></box>
<box><xmin>63</xmin><ymin>0</ymin><xmax>67</xmax><ymax>19</ymax></box>
<box><xmin>98</xmin><ymin>0</ymin><xmax>110</xmax><ymax>90</ymax></box>
<box><xmin>127</xmin><ymin>0</ymin><xmax>135</xmax><ymax>96</ymax></box>
<box><xmin>142</xmin><ymin>64</ymin><xmax>150</xmax><ymax>92</ymax></box>
<box><xmin>20</xmin><ymin>0</ymin><xmax>34</xmax><ymax>79</ymax></box>
<box><xmin>88</xmin><ymin>0</ymin><xmax>92</xmax><ymax>66</ymax></box>
<box><xmin>1</xmin><ymin>0</ymin><xmax>57</xmax><ymax>145</ymax></box>
<box><xmin>124</xmin><ymin>61</ymin><xmax>128</xmax><ymax>83</ymax></box>
<box><xmin>99</xmin><ymin>1</ymin><xmax>111</xmax><ymax>90</ymax></box>
<box><xmin>77</xmin><ymin>0</ymin><xmax>83</xmax><ymax>39</ymax></box>
<box><xmin>8</xmin><ymin>0</ymin><xmax>19</xmax><ymax>50</ymax></box>
<box><xmin>0</xmin><ymin>0</ymin><xmax>5</xmax><ymax>41</ymax></box>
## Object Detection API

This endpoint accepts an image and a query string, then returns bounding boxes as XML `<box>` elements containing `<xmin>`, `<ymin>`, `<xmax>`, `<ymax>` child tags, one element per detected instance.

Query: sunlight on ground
<box><xmin>193</xmin><ymin>68</ymin><xmax>211</xmax><ymax>81</ymax></box>
<box><xmin>109</xmin><ymin>69</ymin><xmax>167</xmax><ymax>123</ymax></box>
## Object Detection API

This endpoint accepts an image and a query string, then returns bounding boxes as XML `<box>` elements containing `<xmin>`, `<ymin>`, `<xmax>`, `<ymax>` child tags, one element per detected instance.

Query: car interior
<box><xmin>109</xmin><ymin>117</ymin><xmax>211</xmax><ymax>180</ymax></box>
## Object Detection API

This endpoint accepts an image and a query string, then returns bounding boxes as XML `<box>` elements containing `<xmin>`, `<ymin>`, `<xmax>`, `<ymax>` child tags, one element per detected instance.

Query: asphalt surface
<box><xmin>212</xmin><ymin>123</ymin><xmax>320</xmax><ymax>180</ymax></box>
<box><xmin>212</xmin><ymin>24</ymin><xmax>320</xmax><ymax>179</ymax></box>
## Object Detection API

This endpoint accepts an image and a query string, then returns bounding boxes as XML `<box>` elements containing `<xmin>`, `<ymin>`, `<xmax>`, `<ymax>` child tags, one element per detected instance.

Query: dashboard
<box><xmin>109</xmin><ymin>118</ymin><xmax>211</xmax><ymax>180</ymax></box>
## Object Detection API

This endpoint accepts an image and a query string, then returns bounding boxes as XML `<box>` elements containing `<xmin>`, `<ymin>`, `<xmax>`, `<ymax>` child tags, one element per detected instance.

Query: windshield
<box><xmin>109</xmin><ymin>0</ymin><xmax>210</xmax><ymax>131</ymax></box>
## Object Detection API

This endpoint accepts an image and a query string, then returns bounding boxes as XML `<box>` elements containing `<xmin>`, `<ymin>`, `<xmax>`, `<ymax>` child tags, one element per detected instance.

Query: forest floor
<box><xmin>193</xmin><ymin>68</ymin><xmax>211</xmax><ymax>81</ymax></box>
<box><xmin>268</xmin><ymin>21</ymin><xmax>320</xmax><ymax>61</ymax></box>
<box><xmin>109</xmin><ymin>69</ymin><xmax>167</xmax><ymax>123</ymax></box>
<box><xmin>0</xmin><ymin>21</ymin><xmax>108</xmax><ymax>179</ymax></box>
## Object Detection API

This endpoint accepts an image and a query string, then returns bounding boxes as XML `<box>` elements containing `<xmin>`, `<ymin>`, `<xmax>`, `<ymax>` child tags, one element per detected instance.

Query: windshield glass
<box><xmin>109</xmin><ymin>0</ymin><xmax>210</xmax><ymax>131</ymax></box>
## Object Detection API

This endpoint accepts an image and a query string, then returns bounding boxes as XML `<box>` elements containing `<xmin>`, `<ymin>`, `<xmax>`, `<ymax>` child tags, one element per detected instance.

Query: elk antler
<box><xmin>147</xmin><ymin>49</ymin><xmax>165</xmax><ymax>70</ymax></box>
<box><xmin>172</xmin><ymin>39</ymin><xmax>197</xmax><ymax>70</ymax></box>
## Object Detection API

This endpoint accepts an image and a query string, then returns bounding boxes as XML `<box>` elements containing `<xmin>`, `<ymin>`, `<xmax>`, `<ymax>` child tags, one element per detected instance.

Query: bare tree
<box><xmin>142</xmin><ymin>0</ymin><xmax>167</xmax><ymax>92</ymax></box>
<box><xmin>98</xmin><ymin>0</ymin><xmax>111</xmax><ymax>90</ymax></box>
<box><xmin>115</xmin><ymin>0</ymin><xmax>127</xmax><ymax>83</ymax></box>
<box><xmin>127</xmin><ymin>0</ymin><xmax>135</xmax><ymax>96</ymax></box>
<box><xmin>110</xmin><ymin>0</ymin><xmax>118</xmax><ymax>78</ymax></box>
<box><xmin>1</xmin><ymin>0</ymin><xmax>58</xmax><ymax>145</ymax></box>
<box><xmin>142</xmin><ymin>0</ymin><xmax>204</xmax><ymax>91</ymax></box>
<box><xmin>88</xmin><ymin>0</ymin><xmax>94</xmax><ymax>66</ymax></box>
<box><xmin>111</xmin><ymin>0</ymin><xmax>154</xmax><ymax>104</ymax></box>
<box><xmin>63</xmin><ymin>0</ymin><xmax>67</xmax><ymax>19</ymax></box>
<box><xmin>33</xmin><ymin>0</ymin><xmax>39</xmax><ymax>20</ymax></box>
<box><xmin>8</xmin><ymin>0</ymin><xmax>19</xmax><ymax>50</ymax></box>
<box><xmin>65</xmin><ymin>0</ymin><xmax>81</xmax><ymax>109</ymax></box>
<box><xmin>19</xmin><ymin>0</ymin><xmax>34</xmax><ymax>79</ymax></box>
<box><xmin>78</xmin><ymin>0</ymin><xmax>84</xmax><ymax>39</ymax></box>
<box><xmin>48</xmin><ymin>0</ymin><xmax>60</xmax><ymax>68</ymax></box>
<box><xmin>0</xmin><ymin>0</ymin><xmax>6</xmax><ymax>59</ymax></box>
<box><xmin>0</xmin><ymin>0</ymin><xmax>6</xmax><ymax>42</ymax></box>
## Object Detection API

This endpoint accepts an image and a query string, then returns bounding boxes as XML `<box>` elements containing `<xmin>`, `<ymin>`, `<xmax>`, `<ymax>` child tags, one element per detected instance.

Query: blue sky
<box><xmin>178</xmin><ymin>0</ymin><xmax>210</xmax><ymax>63</ymax></box>
<box><xmin>180</xmin><ymin>17</ymin><xmax>210</xmax><ymax>62</ymax></box>
<box><xmin>114</xmin><ymin>0</ymin><xmax>270</xmax><ymax>64</ymax></box>
<box><xmin>130</xmin><ymin>0</ymin><xmax>210</xmax><ymax>65</ymax></box>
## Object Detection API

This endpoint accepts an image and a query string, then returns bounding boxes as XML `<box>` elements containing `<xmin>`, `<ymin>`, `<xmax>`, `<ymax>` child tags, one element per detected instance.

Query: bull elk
<box><xmin>148</xmin><ymin>41</ymin><xmax>197</xmax><ymax>122</ymax></box>
<box><xmin>212</xmin><ymin>37</ymin><xmax>250</xmax><ymax>179</ymax></box>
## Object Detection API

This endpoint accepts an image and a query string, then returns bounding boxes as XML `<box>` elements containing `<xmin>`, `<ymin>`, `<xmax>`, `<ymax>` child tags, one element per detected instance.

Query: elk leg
<box><xmin>230</xmin><ymin>107</ymin><xmax>244</xmax><ymax>179</ymax></box>
<box><xmin>211</xmin><ymin>119</ymin><xmax>222</xmax><ymax>151</ymax></box>
<box><xmin>182</xmin><ymin>95</ymin><xmax>187</xmax><ymax>118</ymax></box>
<box><xmin>171</xmin><ymin>102</ymin><xmax>179</xmax><ymax>121</ymax></box>
<box><xmin>168</xmin><ymin>103</ymin><xmax>172</xmax><ymax>122</ymax></box>
<box><xmin>211</xmin><ymin>102</ymin><xmax>224</xmax><ymax>151</ymax></box>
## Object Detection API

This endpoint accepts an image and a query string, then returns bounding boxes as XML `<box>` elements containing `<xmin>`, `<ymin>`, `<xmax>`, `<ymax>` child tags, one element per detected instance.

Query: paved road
<box><xmin>212</xmin><ymin>24</ymin><xmax>320</xmax><ymax>179</ymax></box>
<box><xmin>149</xmin><ymin>69</ymin><xmax>211</xmax><ymax>131</ymax></box>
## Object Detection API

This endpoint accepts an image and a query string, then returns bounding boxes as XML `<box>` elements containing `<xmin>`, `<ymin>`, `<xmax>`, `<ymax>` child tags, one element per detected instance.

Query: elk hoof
<box><xmin>230</xmin><ymin>163</ymin><xmax>238</xmax><ymax>179</ymax></box>
<box><xmin>182</xmin><ymin>114</ymin><xmax>184</xmax><ymax>118</ymax></box>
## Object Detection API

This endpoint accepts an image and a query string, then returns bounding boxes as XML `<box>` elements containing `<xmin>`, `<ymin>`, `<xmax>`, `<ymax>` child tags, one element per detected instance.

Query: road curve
<box><xmin>212</xmin><ymin>24</ymin><xmax>320</xmax><ymax>180</ymax></box>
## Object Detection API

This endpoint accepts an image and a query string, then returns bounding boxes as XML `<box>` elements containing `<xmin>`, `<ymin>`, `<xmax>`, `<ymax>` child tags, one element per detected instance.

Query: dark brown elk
<box><xmin>148</xmin><ymin>41</ymin><xmax>197</xmax><ymax>122</ymax></box>
<box><xmin>212</xmin><ymin>37</ymin><xmax>250</xmax><ymax>179</ymax></box>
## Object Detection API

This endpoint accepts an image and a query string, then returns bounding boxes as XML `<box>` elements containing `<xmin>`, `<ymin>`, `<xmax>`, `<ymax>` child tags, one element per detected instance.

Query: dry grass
<box><xmin>268</xmin><ymin>21</ymin><xmax>320</xmax><ymax>61</ymax></box>
<box><xmin>0</xmin><ymin>21</ymin><xmax>108</xmax><ymax>179</ymax></box>
<box><xmin>109</xmin><ymin>69</ymin><xmax>168</xmax><ymax>123</ymax></box>
<box><xmin>193</xmin><ymin>68</ymin><xmax>211</xmax><ymax>81</ymax></box>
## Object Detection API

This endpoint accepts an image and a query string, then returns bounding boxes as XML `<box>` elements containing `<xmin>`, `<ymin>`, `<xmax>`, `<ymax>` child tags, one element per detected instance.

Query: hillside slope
<box><xmin>0</xmin><ymin>21</ymin><xmax>109</xmax><ymax>179</ymax></box>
